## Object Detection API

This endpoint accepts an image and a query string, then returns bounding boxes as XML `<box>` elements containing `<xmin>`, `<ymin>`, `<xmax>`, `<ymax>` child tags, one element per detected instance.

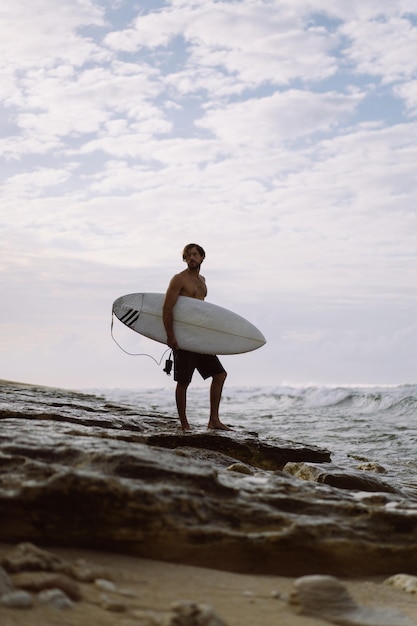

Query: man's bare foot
<box><xmin>207</xmin><ymin>420</ymin><xmax>232</xmax><ymax>431</ymax></box>
<box><xmin>180</xmin><ymin>420</ymin><xmax>191</xmax><ymax>431</ymax></box>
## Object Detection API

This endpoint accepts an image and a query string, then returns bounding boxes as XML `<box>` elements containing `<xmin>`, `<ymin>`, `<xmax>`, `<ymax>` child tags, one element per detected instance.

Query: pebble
<box><xmin>38</xmin><ymin>588</ymin><xmax>74</xmax><ymax>609</ymax></box>
<box><xmin>95</xmin><ymin>577</ymin><xmax>117</xmax><ymax>592</ymax></box>
<box><xmin>169</xmin><ymin>600</ymin><xmax>228</xmax><ymax>626</ymax></box>
<box><xmin>226</xmin><ymin>463</ymin><xmax>253</xmax><ymax>475</ymax></box>
<box><xmin>0</xmin><ymin>590</ymin><xmax>34</xmax><ymax>609</ymax></box>
<box><xmin>289</xmin><ymin>574</ymin><xmax>414</xmax><ymax>626</ymax></box>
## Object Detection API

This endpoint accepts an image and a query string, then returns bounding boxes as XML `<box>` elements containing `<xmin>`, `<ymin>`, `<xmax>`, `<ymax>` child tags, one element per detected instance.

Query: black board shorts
<box><xmin>173</xmin><ymin>349</ymin><xmax>226</xmax><ymax>384</ymax></box>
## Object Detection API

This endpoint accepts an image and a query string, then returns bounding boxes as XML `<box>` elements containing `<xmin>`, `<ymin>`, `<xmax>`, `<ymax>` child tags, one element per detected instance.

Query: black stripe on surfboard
<box><xmin>120</xmin><ymin>309</ymin><xmax>140</xmax><ymax>328</ymax></box>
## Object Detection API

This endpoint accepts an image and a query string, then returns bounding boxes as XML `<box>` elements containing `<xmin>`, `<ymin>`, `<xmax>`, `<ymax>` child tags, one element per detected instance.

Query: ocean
<box><xmin>96</xmin><ymin>383</ymin><xmax>417</xmax><ymax>495</ymax></box>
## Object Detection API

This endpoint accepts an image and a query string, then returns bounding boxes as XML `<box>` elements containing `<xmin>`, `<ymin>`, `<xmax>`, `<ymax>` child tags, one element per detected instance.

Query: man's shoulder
<box><xmin>167</xmin><ymin>270</ymin><xmax>187</xmax><ymax>290</ymax></box>
<box><xmin>171</xmin><ymin>270</ymin><xmax>188</xmax><ymax>282</ymax></box>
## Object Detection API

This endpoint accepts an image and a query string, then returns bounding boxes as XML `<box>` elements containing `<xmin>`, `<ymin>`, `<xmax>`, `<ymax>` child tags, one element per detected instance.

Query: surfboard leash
<box><xmin>111</xmin><ymin>313</ymin><xmax>173</xmax><ymax>374</ymax></box>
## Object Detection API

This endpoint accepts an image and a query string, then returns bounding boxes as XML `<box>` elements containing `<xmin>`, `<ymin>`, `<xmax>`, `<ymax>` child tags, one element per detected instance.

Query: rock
<box><xmin>289</xmin><ymin>575</ymin><xmax>414</xmax><ymax>626</ymax></box>
<box><xmin>0</xmin><ymin>590</ymin><xmax>33</xmax><ymax>608</ymax></box>
<box><xmin>146</xmin><ymin>431</ymin><xmax>331</xmax><ymax>470</ymax></box>
<box><xmin>11</xmin><ymin>571</ymin><xmax>82</xmax><ymax>601</ymax></box>
<box><xmin>226</xmin><ymin>463</ymin><xmax>253</xmax><ymax>475</ymax></box>
<box><xmin>385</xmin><ymin>573</ymin><xmax>417</xmax><ymax>594</ymax></box>
<box><xmin>356</xmin><ymin>462</ymin><xmax>387</xmax><ymax>474</ymax></box>
<box><xmin>284</xmin><ymin>462</ymin><xmax>403</xmax><ymax>494</ymax></box>
<box><xmin>0</xmin><ymin>564</ymin><xmax>14</xmax><ymax>594</ymax></box>
<box><xmin>1</xmin><ymin>542</ymin><xmax>72</xmax><ymax>574</ymax></box>
<box><xmin>38</xmin><ymin>588</ymin><xmax>74</xmax><ymax>609</ymax></box>
<box><xmin>169</xmin><ymin>600</ymin><xmax>228</xmax><ymax>626</ymax></box>
<box><xmin>1</xmin><ymin>449</ymin><xmax>417</xmax><ymax>577</ymax></box>
<box><xmin>95</xmin><ymin>578</ymin><xmax>117</xmax><ymax>592</ymax></box>
<box><xmin>2</xmin><ymin>383</ymin><xmax>417</xmax><ymax>580</ymax></box>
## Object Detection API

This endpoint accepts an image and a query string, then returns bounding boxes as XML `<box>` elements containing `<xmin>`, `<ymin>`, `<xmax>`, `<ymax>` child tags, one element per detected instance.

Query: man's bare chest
<box><xmin>182</xmin><ymin>275</ymin><xmax>207</xmax><ymax>299</ymax></box>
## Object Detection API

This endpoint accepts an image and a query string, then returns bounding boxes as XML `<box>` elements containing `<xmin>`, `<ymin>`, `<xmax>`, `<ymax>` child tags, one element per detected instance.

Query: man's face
<box><xmin>184</xmin><ymin>247</ymin><xmax>204</xmax><ymax>269</ymax></box>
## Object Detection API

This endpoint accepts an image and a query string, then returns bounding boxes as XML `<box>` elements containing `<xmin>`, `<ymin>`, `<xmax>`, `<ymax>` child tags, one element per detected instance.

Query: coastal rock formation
<box><xmin>2</xmin><ymin>380</ymin><xmax>417</xmax><ymax>578</ymax></box>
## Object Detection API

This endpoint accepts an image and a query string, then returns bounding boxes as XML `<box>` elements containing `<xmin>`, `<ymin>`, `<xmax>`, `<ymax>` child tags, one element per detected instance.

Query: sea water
<box><xmin>97</xmin><ymin>383</ymin><xmax>417</xmax><ymax>494</ymax></box>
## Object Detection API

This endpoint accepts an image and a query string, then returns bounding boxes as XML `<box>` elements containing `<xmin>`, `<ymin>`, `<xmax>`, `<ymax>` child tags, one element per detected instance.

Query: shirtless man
<box><xmin>163</xmin><ymin>244</ymin><xmax>230</xmax><ymax>431</ymax></box>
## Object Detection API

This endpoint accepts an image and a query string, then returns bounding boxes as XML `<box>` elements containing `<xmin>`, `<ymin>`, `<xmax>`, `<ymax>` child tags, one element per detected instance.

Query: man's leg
<box><xmin>208</xmin><ymin>371</ymin><xmax>230</xmax><ymax>430</ymax></box>
<box><xmin>176</xmin><ymin>381</ymin><xmax>191</xmax><ymax>430</ymax></box>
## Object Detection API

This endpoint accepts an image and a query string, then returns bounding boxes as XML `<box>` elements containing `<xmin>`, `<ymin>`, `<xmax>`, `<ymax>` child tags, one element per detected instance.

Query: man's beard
<box><xmin>188</xmin><ymin>260</ymin><xmax>201</xmax><ymax>270</ymax></box>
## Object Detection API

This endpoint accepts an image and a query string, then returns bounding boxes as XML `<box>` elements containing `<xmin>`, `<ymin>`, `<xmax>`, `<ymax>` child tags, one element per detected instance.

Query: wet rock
<box><xmin>356</xmin><ymin>462</ymin><xmax>387</xmax><ymax>474</ymax></box>
<box><xmin>0</xmin><ymin>589</ymin><xmax>33</xmax><ymax>609</ymax></box>
<box><xmin>11</xmin><ymin>571</ymin><xmax>81</xmax><ymax>600</ymax></box>
<box><xmin>289</xmin><ymin>575</ymin><xmax>414</xmax><ymax>625</ymax></box>
<box><xmin>146</xmin><ymin>431</ymin><xmax>331</xmax><ymax>470</ymax></box>
<box><xmin>38</xmin><ymin>587</ymin><xmax>74</xmax><ymax>609</ymax></box>
<box><xmin>284</xmin><ymin>462</ymin><xmax>403</xmax><ymax>494</ymax></box>
<box><xmin>169</xmin><ymin>600</ymin><xmax>228</xmax><ymax>626</ymax></box>
<box><xmin>385</xmin><ymin>573</ymin><xmax>417</xmax><ymax>594</ymax></box>
<box><xmin>226</xmin><ymin>463</ymin><xmax>253</xmax><ymax>475</ymax></box>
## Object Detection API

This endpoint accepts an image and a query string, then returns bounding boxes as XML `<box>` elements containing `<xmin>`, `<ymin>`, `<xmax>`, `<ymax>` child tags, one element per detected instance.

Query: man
<box><xmin>163</xmin><ymin>244</ymin><xmax>230</xmax><ymax>431</ymax></box>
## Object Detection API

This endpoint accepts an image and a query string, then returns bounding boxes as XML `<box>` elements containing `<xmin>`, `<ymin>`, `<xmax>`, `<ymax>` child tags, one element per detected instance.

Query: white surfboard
<box><xmin>112</xmin><ymin>293</ymin><xmax>266</xmax><ymax>355</ymax></box>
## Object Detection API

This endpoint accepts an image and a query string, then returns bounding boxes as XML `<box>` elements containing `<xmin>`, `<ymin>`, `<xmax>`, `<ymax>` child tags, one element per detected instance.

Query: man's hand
<box><xmin>167</xmin><ymin>334</ymin><xmax>179</xmax><ymax>350</ymax></box>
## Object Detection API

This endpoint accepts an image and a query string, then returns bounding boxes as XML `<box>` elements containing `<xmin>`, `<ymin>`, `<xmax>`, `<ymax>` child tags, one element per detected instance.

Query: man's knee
<box><xmin>176</xmin><ymin>381</ymin><xmax>190</xmax><ymax>391</ymax></box>
<box><xmin>214</xmin><ymin>371</ymin><xmax>227</xmax><ymax>383</ymax></box>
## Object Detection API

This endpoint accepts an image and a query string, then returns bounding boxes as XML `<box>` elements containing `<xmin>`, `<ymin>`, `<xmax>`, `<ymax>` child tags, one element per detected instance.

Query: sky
<box><xmin>1</xmin><ymin>0</ymin><xmax>417</xmax><ymax>391</ymax></box>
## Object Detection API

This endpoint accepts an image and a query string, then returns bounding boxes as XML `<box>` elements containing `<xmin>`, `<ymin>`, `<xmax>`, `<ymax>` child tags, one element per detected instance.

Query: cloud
<box><xmin>197</xmin><ymin>89</ymin><xmax>363</xmax><ymax>144</ymax></box>
<box><xmin>0</xmin><ymin>0</ymin><xmax>106</xmax><ymax>68</ymax></box>
<box><xmin>1</xmin><ymin>0</ymin><xmax>417</xmax><ymax>388</ymax></box>
<box><xmin>341</xmin><ymin>16</ymin><xmax>417</xmax><ymax>84</ymax></box>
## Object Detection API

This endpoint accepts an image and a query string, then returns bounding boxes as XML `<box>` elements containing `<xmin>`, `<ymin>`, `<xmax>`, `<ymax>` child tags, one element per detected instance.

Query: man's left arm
<box><xmin>163</xmin><ymin>275</ymin><xmax>182</xmax><ymax>350</ymax></box>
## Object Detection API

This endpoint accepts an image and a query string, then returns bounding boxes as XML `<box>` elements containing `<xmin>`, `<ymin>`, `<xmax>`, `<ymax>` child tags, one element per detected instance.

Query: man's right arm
<box><xmin>163</xmin><ymin>275</ymin><xmax>182</xmax><ymax>350</ymax></box>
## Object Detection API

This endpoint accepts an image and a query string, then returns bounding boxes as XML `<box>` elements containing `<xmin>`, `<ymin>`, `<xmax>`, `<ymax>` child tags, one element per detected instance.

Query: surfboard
<box><xmin>112</xmin><ymin>293</ymin><xmax>266</xmax><ymax>355</ymax></box>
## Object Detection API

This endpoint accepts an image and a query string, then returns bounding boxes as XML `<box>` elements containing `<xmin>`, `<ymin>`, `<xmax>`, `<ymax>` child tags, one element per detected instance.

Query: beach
<box><xmin>2</xmin><ymin>543</ymin><xmax>417</xmax><ymax>625</ymax></box>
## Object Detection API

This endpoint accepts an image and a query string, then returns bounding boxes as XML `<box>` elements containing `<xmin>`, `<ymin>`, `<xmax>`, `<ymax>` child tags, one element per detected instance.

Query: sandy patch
<box><xmin>1</xmin><ymin>544</ymin><xmax>417</xmax><ymax>625</ymax></box>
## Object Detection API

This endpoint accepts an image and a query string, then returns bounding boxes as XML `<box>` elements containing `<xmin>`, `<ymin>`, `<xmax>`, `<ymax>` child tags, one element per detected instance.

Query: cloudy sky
<box><xmin>1</xmin><ymin>0</ymin><xmax>417</xmax><ymax>391</ymax></box>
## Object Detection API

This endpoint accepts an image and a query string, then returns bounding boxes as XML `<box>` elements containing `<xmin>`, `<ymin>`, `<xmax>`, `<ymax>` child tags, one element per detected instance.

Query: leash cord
<box><xmin>111</xmin><ymin>314</ymin><xmax>171</xmax><ymax>367</ymax></box>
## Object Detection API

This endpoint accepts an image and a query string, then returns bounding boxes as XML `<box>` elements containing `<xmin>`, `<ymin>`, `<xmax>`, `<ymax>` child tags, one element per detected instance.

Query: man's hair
<box><xmin>182</xmin><ymin>243</ymin><xmax>206</xmax><ymax>260</ymax></box>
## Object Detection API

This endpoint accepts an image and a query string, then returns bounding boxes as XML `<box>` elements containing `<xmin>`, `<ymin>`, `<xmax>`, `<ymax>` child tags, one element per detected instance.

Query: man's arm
<box><xmin>163</xmin><ymin>275</ymin><xmax>183</xmax><ymax>350</ymax></box>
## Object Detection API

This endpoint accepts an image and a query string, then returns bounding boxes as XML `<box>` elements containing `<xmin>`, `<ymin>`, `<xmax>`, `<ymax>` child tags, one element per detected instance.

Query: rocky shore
<box><xmin>1</xmin><ymin>379</ymin><xmax>417</xmax><ymax>623</ymax></box>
